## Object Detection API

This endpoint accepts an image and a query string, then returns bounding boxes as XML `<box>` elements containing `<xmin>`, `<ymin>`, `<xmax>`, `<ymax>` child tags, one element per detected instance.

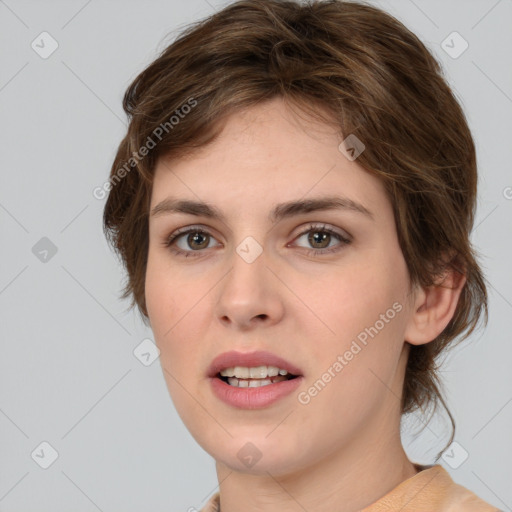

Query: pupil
<box><xmin>189</xmin><ymin>232</ymin><xmax>208</xmax><ymax>249</ymax></box>
<box><xmin>310</xmin><ymin>231</ymin><xmax>329</xmax><ymax>248</ymax></box>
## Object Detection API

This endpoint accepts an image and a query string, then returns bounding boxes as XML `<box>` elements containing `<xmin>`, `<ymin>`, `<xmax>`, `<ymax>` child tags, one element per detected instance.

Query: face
<box><xmin>145</xmin><ymin>97</ymin><xmax>417</xmax><ymax>476</ymax></box>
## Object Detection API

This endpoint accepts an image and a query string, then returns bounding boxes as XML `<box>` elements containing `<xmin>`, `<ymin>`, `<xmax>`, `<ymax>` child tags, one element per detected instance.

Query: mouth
<box><xmin>216</xmin><ymin>369</ymin><xmax>299</xmax><ymax>388</ymax></box>
<box><xmin>207</xmin><ymin>350</ymin><xmax>304</xmax><ymax>388</ymax></box>
<box><xmin>208</xmin><ymin>351</ymin><xmax>304</xmax><ymax>408</ymax></box>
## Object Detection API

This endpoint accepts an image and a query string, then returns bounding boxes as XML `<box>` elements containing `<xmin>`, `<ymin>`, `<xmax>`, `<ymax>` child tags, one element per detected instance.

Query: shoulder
<box><xmin>362</xmin><ymin>464</ymin><xmax>501</xmax><ymax>511</ymax></box>
<box><xmin>432</xmin><ymin>466</ymin><xmax>501</xmax><ymax>511</ymax></box>
<box><xmin>198</xmin><ymin>466</ymin><xmax>501</xmax><ymax>512</ymax></box>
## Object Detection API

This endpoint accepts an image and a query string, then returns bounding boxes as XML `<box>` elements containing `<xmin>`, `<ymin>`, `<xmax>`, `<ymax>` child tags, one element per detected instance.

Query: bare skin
<box><xmin>145</xmin><ymin>96</ymin><xmax>465</xmax><ymax>512</ymax></box>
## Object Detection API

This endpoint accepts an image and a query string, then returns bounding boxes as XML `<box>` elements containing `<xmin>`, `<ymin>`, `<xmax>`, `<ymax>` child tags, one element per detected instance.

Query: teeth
<box><xmin>227</xmin><ymin>376</ymin><xmax>289</xmax><ymax>388</ymax></box>
<box><xmin>220</xmin><ymin>365</ymin><xmax>289</xmax><ymax>378</ymax></box>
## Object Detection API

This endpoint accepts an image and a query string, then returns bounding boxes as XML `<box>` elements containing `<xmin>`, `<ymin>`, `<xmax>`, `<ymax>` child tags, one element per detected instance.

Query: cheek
<box><xmin>301</xmin><ymin>255</ymin><xmax>409</xmax><ymax>387</ymax></box>
<box><xmin>145</xmin><ymin>259</ymin><xmax>208</xmax><ymax>378</ymax></box>
<box><xmin>145</xmin><ymin>262</ymin><xmax>172</xmax><ymax>333</ymax></box>
<box><xmin>145</xmin><ymin>259</ymin><xmax>184</xmax><ymax>365</ymax></box>
<box><xmin>308</xmin><ymin>262</ymin><xmax>403</xmax><ymax>338</ymax></box>
<box><xmin>145</xmin><ymin>247</ymin><xmax>191</xmax><ymax>331</ymax></box>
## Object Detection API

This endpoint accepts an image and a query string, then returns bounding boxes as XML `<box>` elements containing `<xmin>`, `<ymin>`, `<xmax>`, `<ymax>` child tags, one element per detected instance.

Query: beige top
<box><xmin>199</xmin><ymin>464</ymin><xmax>501</xmax><ymax>511</ymax></box>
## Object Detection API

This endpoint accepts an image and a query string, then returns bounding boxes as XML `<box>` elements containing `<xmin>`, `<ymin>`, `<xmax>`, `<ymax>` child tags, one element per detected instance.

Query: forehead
<box><xmin>150</xmin><ymin>97</ymin><xmax>391</xmax><ymax>221</ymax></box>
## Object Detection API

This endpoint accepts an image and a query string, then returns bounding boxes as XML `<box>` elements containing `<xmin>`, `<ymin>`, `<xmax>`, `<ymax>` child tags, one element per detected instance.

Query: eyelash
<box><xmin>162</xmin><ymin>223</ymin><xmax>351</xmax><ymax>258</ymax></box>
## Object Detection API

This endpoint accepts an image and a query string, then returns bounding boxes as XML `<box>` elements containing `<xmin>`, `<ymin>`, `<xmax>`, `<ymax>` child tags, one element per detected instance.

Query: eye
<box><xmin>291</xmin><ymin>223</ymin><xmax>351</xmax><ymax>256</ymax></box>
<box><xmin>163</xmin><ymin>226</ymin><xmax>219</xmax><ymax>257</ymax></box>
<box><xmin>162</xmin><ymin>223</ymin><xmax>351</xmax><ymax>258</ymax></box>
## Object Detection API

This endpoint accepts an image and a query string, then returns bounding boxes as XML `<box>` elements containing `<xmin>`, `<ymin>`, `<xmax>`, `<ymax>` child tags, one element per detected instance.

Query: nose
<box><xmin>214</xmin><ymin>240</ymin><xmax>285</xmax><ymax>331</ymax></box>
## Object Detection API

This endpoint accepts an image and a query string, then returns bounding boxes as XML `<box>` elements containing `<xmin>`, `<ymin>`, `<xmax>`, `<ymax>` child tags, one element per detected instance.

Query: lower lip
<box><xmin>210</xmin><ymin>376</ymin><xmax>303</xmax><ymax>409</ymax></box>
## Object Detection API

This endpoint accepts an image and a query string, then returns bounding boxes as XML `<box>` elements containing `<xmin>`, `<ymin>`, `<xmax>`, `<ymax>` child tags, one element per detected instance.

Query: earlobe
<box><xmin>404</xmin><ymin>267</ymin><xmax>467</xmax><ymax>346</ymax></box>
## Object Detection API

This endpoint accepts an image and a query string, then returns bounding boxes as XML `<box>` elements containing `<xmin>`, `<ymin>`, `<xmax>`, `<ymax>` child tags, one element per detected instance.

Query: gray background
<box><xmin>0</xmin><ymin>0</ymin><xmax>511</xmax><ymax>510</ymax></box>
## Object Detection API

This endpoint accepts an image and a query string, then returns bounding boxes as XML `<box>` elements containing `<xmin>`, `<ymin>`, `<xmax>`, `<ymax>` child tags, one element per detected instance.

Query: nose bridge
<box><xmin>226</xmin><ymin>234</ymin><xmax>269</xmax><ymax>293</ymax></box>
<box><xmin>214</xmin><ymin>234</ymin><xmax>283</xmax><ymax>326</ymax></box>
<box><xmin>235</xmin><ymin>234</ymin><xmax>266</xmax><ymax>266</ymax></box>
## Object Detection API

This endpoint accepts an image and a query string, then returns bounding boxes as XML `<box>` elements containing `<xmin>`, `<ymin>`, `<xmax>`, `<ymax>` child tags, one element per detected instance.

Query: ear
<box><xmin>404</xmin><ymin>258</ymin><xmax>467</xmax><ymax>346</ymax></box>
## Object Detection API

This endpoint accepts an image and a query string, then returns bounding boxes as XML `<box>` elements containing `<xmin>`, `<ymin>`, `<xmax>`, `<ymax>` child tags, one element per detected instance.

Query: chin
<box><xmin>218</xmin><ymin>452</ymin><xmax>299</xmax><ymax>476</ymax></box>
<box><xmin>206</xmin><ymin>435</ymin><xmax>306</xmax><ymax>476</ymax></box>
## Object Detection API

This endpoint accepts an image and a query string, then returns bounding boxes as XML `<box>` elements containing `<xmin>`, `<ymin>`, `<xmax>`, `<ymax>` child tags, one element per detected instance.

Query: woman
<box><xmin>102</xmin><ymin>0</ymin><xmax>499</xmax><ymax>510</ymax></box>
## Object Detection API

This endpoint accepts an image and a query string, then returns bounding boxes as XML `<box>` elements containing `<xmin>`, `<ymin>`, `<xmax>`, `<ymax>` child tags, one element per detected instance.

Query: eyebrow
<box><xmin>150</xmin><ymin>195</ymin><xmax>374</xmax><ymax>223</ymax></box>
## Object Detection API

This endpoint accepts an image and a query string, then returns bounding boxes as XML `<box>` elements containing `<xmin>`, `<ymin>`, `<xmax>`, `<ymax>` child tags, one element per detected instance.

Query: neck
<box><xmin>214</xmin><ymin>410</ymin><xmax>418</xmax><ymax>512</ymax></box>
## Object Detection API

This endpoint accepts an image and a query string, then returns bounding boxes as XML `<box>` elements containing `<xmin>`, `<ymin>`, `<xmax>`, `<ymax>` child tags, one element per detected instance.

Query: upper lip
<box><xmin>208</xmin><ymin>350</ymin><xmax>303</xmax><ymax>378</ymax></box>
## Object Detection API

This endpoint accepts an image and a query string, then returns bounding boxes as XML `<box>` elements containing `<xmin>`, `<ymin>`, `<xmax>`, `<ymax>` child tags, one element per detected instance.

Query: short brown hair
<box><xmin>103</xmin><ymin>0</ymin><xmax>488</xmax><ymax>459</ymax></box>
